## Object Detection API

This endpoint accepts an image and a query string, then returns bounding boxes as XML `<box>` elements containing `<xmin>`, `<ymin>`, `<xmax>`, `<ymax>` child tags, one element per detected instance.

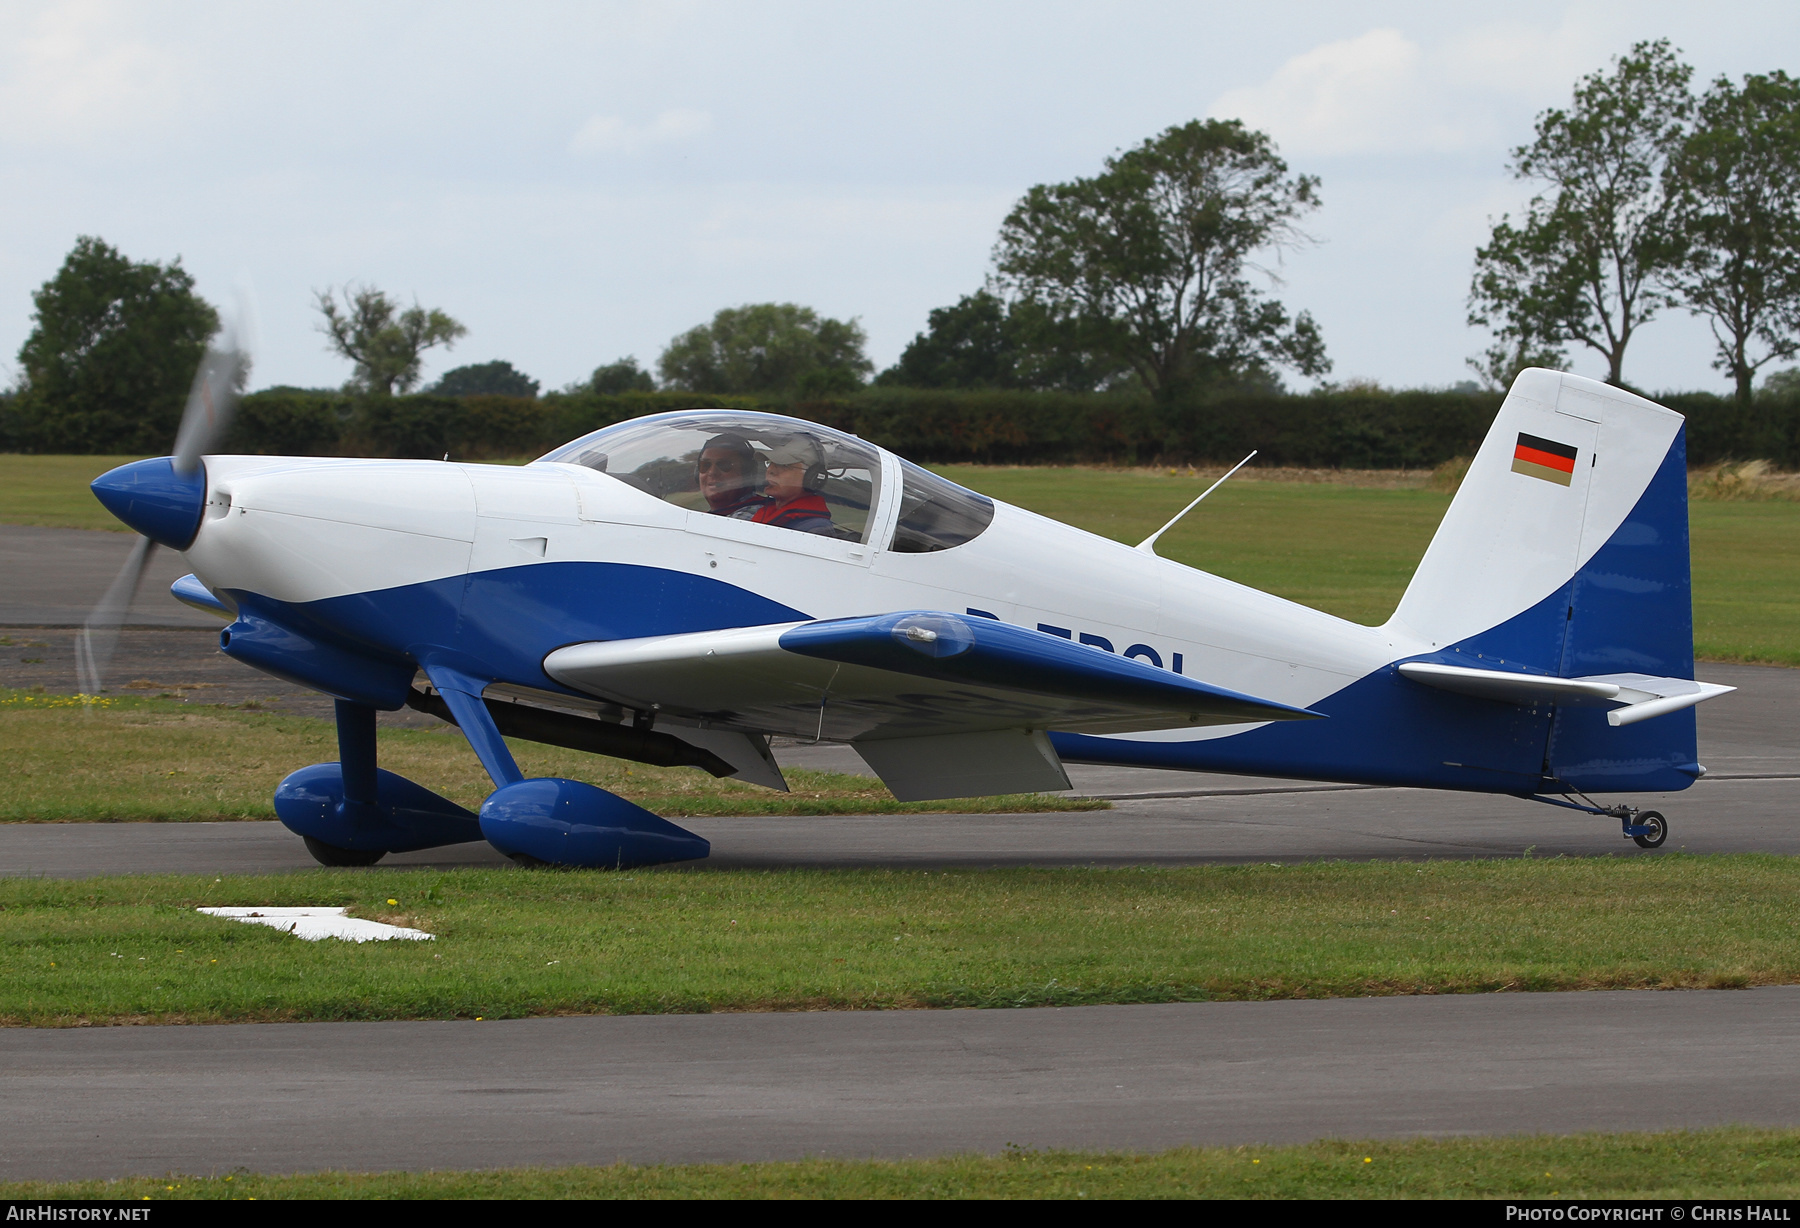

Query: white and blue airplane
<box><xmin>84</xmin><ymin>362</ymin><xmax>1731</xmax><ymax>867</ymax></box>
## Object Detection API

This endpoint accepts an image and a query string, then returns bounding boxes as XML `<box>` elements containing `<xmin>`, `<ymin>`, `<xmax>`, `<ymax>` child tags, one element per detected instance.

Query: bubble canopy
<box><xmin>541</xmin><ymin>411</ymin><xmax>883</xmax><ymax>541</ymax></box>
<box><xmin>540</xmin><ymin>410</ymin><xmax>995</xmax><ymax>552</ymax></box>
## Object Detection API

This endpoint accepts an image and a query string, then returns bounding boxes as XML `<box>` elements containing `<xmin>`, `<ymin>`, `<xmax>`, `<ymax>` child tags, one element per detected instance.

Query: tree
<box><xmin>589</xmin><ymin>356</ymin><xmax>656</xmax><ymax>394</ymax></box>
<box><xmin>1465</xmin><ymin>325</ymin><xmax>1569</xmax><ymax>393</ymax></box>
<box><xmin>1664</xmin><ymin>71</ymin><xmax>1800</xmax><ymax>405</ymax></box>
<box><xmin>875</xmin><ymin>290</ymin><xmax>1131</xmax><ymax>391</ymax></box>
<box><xmin>1762</xmin><ymin>366</ymin><xmax>1800</xmax><ymax>400</ymax></box>
<box><xmin>991</xmin><ymin>118</ymin><xmax>1329</xmax><ymax>397</ymax></box>
<box><xmin>878</xmin><ymin>291</ymin><xmax>1012</xmax><ymax>388</ymax></box>
<box><xmin>315</xmin><ymin>285</ymin><xmax>467</xmax><ymax>395</ymax></box>
<box><xmin>432</xmin><ymin>360</ymin><xmax>539</xmax><ymax>397</ymax></box>
<box><xmin>12</xmin><ymin>236</ymin><xmax>220</xmax><ymax>453</ymax></box>
<box><xmin>1469</xmin><ymin>41</ymin><xmax>1693</xmax><ymax>387</ymax></box>
<box><xmin>657</xmin><ymin>303</ymin><xmax>872</xmax><ymax>396</ymax></box>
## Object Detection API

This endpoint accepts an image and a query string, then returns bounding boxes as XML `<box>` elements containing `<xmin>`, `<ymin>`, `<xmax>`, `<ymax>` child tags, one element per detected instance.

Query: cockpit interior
<box><xmin>541</xmin><ymin>410</ymin><xmax>996</xmax><ymax>553</ymax></box>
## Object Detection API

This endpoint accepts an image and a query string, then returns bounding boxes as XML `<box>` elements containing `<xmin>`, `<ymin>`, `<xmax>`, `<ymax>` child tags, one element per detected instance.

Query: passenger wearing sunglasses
<box><xmin>695</xmin><ymin>434</ymin><xmax>770</xmax><ymax>519</ymax></box>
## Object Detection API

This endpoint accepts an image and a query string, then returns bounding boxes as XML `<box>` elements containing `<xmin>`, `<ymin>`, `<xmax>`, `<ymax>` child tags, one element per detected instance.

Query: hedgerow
<box><xmin>5</xmin><ymin>384</ymin><xmax>1797</xmax><ymax>469</ymax></box>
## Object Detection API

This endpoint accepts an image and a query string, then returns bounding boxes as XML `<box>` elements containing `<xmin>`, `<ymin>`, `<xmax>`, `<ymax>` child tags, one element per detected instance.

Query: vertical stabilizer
<box><xmin>1387</xmin><ymin>369</ymin><xmax>1688</xmax><ymax>671</ymax></box>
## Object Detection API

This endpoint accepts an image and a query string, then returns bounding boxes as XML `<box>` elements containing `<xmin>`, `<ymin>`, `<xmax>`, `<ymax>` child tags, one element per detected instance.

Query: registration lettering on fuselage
<box><xmin>965</xmin><ymin>608</ymin><xmax>1184</xmax><ymax>675</ymax></box>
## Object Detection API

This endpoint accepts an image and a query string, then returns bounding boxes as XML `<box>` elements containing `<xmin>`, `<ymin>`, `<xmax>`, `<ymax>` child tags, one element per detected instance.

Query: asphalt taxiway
<box><xmin>3</xmin><ymin>771</ymin><xmax>1798</xmax><ymax>879</ymax></box>
<box><xmin>5</xmin><ymin>988</ymin><xmax>1799</xmax><ymax>1180</ymax></box>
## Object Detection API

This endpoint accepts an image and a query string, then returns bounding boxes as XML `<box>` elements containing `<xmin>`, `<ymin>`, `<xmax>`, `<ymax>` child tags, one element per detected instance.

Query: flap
<box><xmin>1398</xmin><ymin>662</ymin><xmax>1734</xmax><ymax>725</ymax></box>
<box><xmin>853</xmin><ymin>729</ymin><xmax>1071</xmax><ymax>802</ymax></box>
<box><xmin>543</xmin><ymin>610</ymin><xmax>1320</xmax><ymax>743</ymax></box>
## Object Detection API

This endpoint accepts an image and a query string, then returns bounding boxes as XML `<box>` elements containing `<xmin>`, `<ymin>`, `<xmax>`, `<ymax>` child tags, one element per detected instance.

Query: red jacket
<box><xmin>752</xmin><ymin>492</ymin><xmax>835</xmax><ymax>534</ymax></box>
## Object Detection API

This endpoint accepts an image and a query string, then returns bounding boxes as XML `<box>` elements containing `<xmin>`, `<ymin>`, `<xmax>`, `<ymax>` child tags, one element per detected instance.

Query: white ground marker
<box><xmin>196</xmin><ymin>907</ymin><xmax>433</xmax><ymax>942</ymax></box>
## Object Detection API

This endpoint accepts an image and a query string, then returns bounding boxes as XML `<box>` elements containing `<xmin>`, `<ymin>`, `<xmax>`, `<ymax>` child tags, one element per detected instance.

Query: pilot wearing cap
<box><xmin>752</xmin><ymin>438</ymin><xmax>836</xmax><ymax>535</ymax></box>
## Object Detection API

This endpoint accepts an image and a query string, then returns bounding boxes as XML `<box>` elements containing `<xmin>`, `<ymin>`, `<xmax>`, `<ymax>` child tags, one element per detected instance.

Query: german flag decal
<box><xmin>1512</xmin><ymin>432</ymin><xmax>1578</xmax><ymax>486</ymax></box>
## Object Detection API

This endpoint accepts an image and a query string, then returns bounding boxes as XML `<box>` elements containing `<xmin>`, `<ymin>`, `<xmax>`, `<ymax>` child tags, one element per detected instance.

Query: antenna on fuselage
<box><xmin>1135</xmin><ymin>450</ymin><xmax>1258</xmax><ymax>556</ymax></box>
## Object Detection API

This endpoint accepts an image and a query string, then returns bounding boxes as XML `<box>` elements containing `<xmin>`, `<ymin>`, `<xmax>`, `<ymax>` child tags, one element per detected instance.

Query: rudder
<box><xmin>1387</xmin><ymin>369</ymin><xmax>1699</xmax><ymax>792</ymax></box>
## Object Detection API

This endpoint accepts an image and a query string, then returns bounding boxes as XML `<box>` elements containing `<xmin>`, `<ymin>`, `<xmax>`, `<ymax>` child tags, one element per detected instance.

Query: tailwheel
<box><xmin>1631</xmin><ymin>811</ymin><xmax>1668</xmax><ymax>850</ymax></box>
<box><xmin>302</xmin><ymin>835</ymin><xmax>386</xmax><ymax>867</ymax></box>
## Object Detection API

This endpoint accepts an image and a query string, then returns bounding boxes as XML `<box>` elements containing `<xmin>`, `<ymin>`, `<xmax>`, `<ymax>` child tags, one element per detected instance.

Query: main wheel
<box><xmin>302</xmin><ymin>835</ymin><xmax>386</xmax><ymax>867</ymax></box>
<box><xmin>1632</xmin><ymin>811</ymin><xmax>1668</xmax><ymax>849</ymax></box>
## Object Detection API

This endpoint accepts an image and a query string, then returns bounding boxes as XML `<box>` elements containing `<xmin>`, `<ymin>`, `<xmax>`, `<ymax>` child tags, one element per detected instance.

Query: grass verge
<box><xmin>5</xmin><ymin>1129</ymin><xmax>1800</xmax><ymax>1199</ymax></box>
<box><xmin>0</xmin><ymin>454</ymin><xmax>146</xmax><ymax>531</ymax></box>
<box><xmin>1690</xmin><ymin>502</ymin><xmax>1800</xmax><ymax>667</ymax></box>
<box><xmin>0</xmin><ymin>689</ymin><xmax>1099</xmax><ymax>821</ymax></box>
<box><xmin>941</xmin><ymin>464</ymin><xmax>1454</xmax><ymax>627</ymax></box>
<box><xmin>5</xmin><ymin>856</ymin><xmax>1796</xmax><ymax>1026</ymax></box>
<box><xmin>941</xmin><ymin>464</ymin><xmax>1800</xmax><ymax>663</ymax></box>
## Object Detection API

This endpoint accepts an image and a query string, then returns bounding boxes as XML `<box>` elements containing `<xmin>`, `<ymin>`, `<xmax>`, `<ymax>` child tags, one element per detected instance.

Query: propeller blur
<box><xmin>77</xmin><ymin>316</ymin><xmax>249</xmax><ymax>695</ymax></box>
<box><xmin>88</xmin><ymin>369</ymin><xmax>1731</xmax><ymax>866</ymax></box>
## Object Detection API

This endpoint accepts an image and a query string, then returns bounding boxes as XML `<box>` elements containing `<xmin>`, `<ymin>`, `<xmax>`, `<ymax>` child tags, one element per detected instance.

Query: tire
<box><xmin>1632</xmin><ymin>811</ymin><xmax>1668</xmax><ymax>850</ymax></box>
<box><xmin>302</xmin><ymin>835</ymin><xmax>386</xmax><ymax>867</ymax></box>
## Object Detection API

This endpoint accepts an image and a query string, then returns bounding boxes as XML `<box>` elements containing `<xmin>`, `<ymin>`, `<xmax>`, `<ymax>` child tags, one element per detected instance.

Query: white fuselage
<box><xmin>180</xmin><ymin>452</ymin><xmax>1418</xmax><ymax>747</ymax></box>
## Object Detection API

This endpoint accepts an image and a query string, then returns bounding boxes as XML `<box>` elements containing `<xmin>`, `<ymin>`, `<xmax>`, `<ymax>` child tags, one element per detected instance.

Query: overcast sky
<box><xmin>3</xmin><ymin>0</ymin><xmax>1796</xmax><ymax>397</ymax></box>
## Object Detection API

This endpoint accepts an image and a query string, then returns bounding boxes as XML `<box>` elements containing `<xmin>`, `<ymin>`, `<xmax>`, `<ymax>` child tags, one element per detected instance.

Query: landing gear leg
<box><xmin>299</xmin><ymin>699</ymin><xmax>388</xmax><ymax>868</ymax></box>
<box><xmin>1523</xmin><ymin>791</ymin><xmax>1669</xmax><ymax>850</ymax></box>
<box><xmin>276</xmin><ymin>699</ymin><xmax>480</xmax><ymax>861</ymax></box>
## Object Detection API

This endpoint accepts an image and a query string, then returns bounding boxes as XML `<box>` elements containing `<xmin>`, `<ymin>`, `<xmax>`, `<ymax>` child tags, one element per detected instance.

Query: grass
<box><xmin>0</xmin><ymin>454</ymin><xmax>147</xmax><ymax>531</ymax></box>
<box><xmin>941</xmin><ymin>464</ymin><xmax>1800</xmax><ymax>664</ymax></box>
<box><xmin>1690</xmin><ymin>502</ymin><xmax>1800</xmax><ymax>666</ymax></box>
<box><xmin>6</xmin><ymin>1128</ymin><xmax>1800</xmax><ymax>1199</ymax></box>
<box><xmin>5</xmin><ymin>855</ymin><xmax>1798</xmax><ymax>1026</ymax></box>
<box><xmin>0</xmin><ymin>689</ymin><xmax>1100</xmax><ymax>821</ymax></box>
<box><xmin>942</xmin><ymin>465</ymin><xmax>1451</xmax><ymax>627</ymax></box>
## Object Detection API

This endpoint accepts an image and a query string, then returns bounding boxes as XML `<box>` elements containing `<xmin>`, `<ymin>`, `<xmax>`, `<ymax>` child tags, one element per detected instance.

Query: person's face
<box><xmin>697</xmin><ymin>447</ymin><xmax>748</xmax><ymax>504</ymax></box>
<box><xmin>764</xmin><ymin>460</ymin><xmax>806</xmax><ymax>504</ymax></box>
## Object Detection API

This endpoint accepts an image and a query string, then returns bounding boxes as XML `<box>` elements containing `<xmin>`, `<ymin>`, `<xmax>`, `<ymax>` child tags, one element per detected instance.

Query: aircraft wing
<box><xmin>542</xmin><ymin>612</ymin><xmax>1317</xmax><ymax>800</ymax></box>
<box><xmin>544</xmin><ymin>611</ymin><xmax>1317</xmax><ymax>742</ymax></box>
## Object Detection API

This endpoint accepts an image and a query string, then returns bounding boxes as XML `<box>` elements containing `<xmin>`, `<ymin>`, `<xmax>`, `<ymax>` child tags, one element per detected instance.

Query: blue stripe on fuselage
<box><xmin>222</xmin><ymin>562</ymin><xmax>811</xmax><ymax>700</ymax></box>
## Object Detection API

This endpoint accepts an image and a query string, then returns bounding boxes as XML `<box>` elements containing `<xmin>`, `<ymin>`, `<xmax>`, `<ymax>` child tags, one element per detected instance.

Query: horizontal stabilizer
<box><xmin>1398</xmin><ymin>662</ymin><xmax>1734</xmax><ymax>726</ymax></box>
<box><xmin>543</xmin><ymin>611</ymin><xmax>1319</xmax><ymax>745</ymax></box>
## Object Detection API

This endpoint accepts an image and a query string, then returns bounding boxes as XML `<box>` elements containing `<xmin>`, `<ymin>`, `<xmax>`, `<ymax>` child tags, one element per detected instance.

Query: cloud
<box><xmin>1437</xmin><ymin>19</ymin><xmax>1613</xmax><ymax>100</ymax></box>
<box><xmin>0</xmin><ymin>1</ymin><xmax>183</xmax><ymax>146</ymax></box>
<box><xmin>683</xmin><ymin>188</ymin><xmax>1012</xmax><ymax>269</ymax></box>
<box><xmin>1208</xmin><ymin>29</ymin><xmax>1462</xmax><ymax>157</ymax></box>
<box><xmin>569</xmin><ymin>107</ymin><xmax>712</xmax><ymax>155</ymax></box>
<box><xmin>1207</xmin><ymin>21</ymin><xmax>1615</xmax><ymax>159</ymax></box>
